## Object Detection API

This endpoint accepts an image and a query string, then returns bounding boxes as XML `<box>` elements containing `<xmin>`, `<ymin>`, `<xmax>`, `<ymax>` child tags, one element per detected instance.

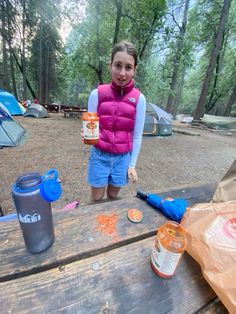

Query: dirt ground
<box><xmin>1</xmin><ymin>113</ymin><xmax>236</xmax><ymax>215</ymax></box>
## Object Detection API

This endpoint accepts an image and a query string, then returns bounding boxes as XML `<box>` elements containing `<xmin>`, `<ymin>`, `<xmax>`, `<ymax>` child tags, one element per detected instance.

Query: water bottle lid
<box><xmin>40</xmin><ymin>169</ymin><xmax>62</xmax><ymax>202</ymax></box>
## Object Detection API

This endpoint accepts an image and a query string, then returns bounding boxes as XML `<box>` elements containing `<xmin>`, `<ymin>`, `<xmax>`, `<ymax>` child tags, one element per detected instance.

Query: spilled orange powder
<box><xmin>95</xmin><ymin>213</ymin><xmax>118</xmax><ymax>238</ymax></box>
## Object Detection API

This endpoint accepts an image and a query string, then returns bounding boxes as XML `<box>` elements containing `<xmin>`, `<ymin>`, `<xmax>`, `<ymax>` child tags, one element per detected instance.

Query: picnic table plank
<box><xmin>0</xmin><ymin>183</ymin><xmax>216</xmax><ymax>282</ymax></box>
<box><xmin>0</xmin><ymin>236</ymin><xmax>218</xmax><ymax>314</ymax></box>
<box><xmin>63</xmin><ymin>108</ymin><xmax>87</xmax><ymax>118</ymax></box>
<box><xmin>198</xmin><ymin>298</ymin><xmax>228</xmax><ymax>314</ymax></box>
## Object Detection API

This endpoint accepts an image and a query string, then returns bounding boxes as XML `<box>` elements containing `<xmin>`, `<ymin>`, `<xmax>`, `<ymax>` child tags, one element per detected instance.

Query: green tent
<box><xmin>0</xmin><ymin>103</ymin><xmax>26</xmax><ymax>147</ymax></box>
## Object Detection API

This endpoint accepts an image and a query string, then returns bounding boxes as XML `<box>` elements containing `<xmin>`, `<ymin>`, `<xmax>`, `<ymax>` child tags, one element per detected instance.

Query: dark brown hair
<box><xmin>111</xmin><ymin>41</ymin><xmax>138</xmax><ymax>66</ymax></box>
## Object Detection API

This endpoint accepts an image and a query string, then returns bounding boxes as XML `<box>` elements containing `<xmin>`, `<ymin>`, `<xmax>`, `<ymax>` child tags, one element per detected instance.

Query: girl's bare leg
<box><xmin>91</xmin><ymin>187</ymin><xmax>106</xmax><ymax>201</ymax></box>
<box><xmin>106</xmin><ymin>184</ymin><xmax>121</xmax><ymax>200</ymax></box>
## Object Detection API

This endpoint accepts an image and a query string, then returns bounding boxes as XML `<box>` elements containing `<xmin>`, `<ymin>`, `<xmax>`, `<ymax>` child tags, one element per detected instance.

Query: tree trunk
<box><xmin>166</xmin><ymin>0</ymin><xmax>190</xmax><ymax>114</ymax></box>
<box><xmin>95</xmin><ymin>1</ymin><xmax>103</xmax><ymax>84</ymax></box>
<box><xmin>136</xmin><ymin>12</ymin><xmax>160</xmax><ymax>87</ymax></box>
<box><xmin>0</xmin><ymin>1</ymin><xmax>35</xmax><ymax>99</ymax></box>
<box><xmin>1</xmin><ymin>0</ymin><xmax>10</xmax><ymax>91</ymax></box>
<box><xmin>113</xmin><ymin>0</ymin><xmax>123</xmax><ymax>45</ymax></box>
<box><xmin>138</xmin><ymin>11</ymin><xmax>158</xmax><ymax>61</ymax></box>
<box><xmin>193</xmin><ymin>0</ymin><xmax>232</xmax><ymax>120</ymax></box>
<box><xmin>9</xmin><ymin>47</ymin><xmax>18</xmax><ymax>99</ymax></box>
<box><xmin>7</xmin><ymin>7</ymin><xmax>18</xmax><ymax>98</ymax></box>
<box><xmin>205</xmin><ymin>52</ymin><xmax>221</xmax><ymax>113</ymax></box>
<box><xmin>206</xmin><ymin>30</ymin><xmax>228</xmax><ymax>113</ymax></box>
<box><xmin>223</xmin><ymin>85</ymin><xmax>236</xmax><ymax>116</ymax></box>
<box><xmin>22</xmin><ymin>0</ymin><xmax>27</xmax><ymax>99</ymax></box>
<box><xmin>45</xmin><ymin>45</ymin><xmax>49</xmax><ymax>104</ymax></box>
<box><xmin>173</xmin><ymin>66</ymin><xmax>186</xmax><ymax>116</ymax></box>
<box><xmin>38</xmin><ymin>20</ymin><xmax>43</xmax><ymax>103</ymax></box>
<box><xmin>11</xmin><ymin>48</ymin><xmax>36</xmax><ymax>98</ymax></box>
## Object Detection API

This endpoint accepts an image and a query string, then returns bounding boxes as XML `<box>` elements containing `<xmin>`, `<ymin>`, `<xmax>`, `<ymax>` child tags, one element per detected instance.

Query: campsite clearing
<box><xmin>0</xmin><ymin>113</ymin><xmax>236</xmax><ymax>214</ymax></box>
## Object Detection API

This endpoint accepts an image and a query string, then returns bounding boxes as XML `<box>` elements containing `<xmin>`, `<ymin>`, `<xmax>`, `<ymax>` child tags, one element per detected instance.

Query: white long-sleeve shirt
<box><xmin>88</xmin><ymin>89</ymin><xmax>146</xmax><ymax>168</ymax></box>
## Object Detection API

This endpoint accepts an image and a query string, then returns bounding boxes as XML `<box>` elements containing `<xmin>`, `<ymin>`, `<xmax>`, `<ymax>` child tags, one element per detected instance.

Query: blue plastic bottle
<box><xmin>12</xmin><ymin>169</ymin><xmax>61</xmax><ymax>254</ymax></box>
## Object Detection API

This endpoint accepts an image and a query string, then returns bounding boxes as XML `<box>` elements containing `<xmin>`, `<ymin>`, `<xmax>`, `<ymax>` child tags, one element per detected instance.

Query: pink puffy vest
<box><xmin>95</xmin><ymin>80</ymin><xmax>140</xmax><ymax>154</ymax></box>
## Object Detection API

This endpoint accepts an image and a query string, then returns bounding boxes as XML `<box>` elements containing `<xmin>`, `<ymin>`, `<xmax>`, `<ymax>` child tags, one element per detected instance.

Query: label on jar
<box><xmin>83</xmin><ymin>120</ymin><xmax>99</xmax><ymax>140</ymax></box>
<box><xmin>151</xmin><ymin>239</ymin><xmax>182</xmax><ymax>276</ymax></box>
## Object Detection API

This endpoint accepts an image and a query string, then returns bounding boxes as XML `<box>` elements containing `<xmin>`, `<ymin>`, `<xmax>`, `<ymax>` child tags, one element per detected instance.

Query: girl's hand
<box><xmin>128</xmin><ymin>168</ymin><xmax>138</xmax><ymax>183</ymax></box>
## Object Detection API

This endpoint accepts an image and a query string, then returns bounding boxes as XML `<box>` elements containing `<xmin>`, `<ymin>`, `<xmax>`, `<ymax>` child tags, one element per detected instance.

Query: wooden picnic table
<box><xmin>63</xmin><ymin>108</ymin><xmax>87</xmax><ymax>118</ymax></box>
<box><xmin>0</xmin><ymin>183</ymin><xmax>228</xmax><ymax>314</ymax></box>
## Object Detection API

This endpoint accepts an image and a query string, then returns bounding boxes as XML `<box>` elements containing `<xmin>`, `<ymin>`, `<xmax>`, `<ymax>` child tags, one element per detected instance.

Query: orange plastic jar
<box><xmin>82</xmin><ymin>112</ymin><xmax>99</xmax><ymax>145</ymax></box>
<box><xmin>150</xmin><ymin>221</ymin><xmax>187</xmax><ymax>278</ymax></box>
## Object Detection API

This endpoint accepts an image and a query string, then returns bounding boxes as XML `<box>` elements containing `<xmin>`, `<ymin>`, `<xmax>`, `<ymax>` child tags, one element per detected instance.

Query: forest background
<box><xmin>0</xmin><ymin>0</ymin><xmax>236</xmax><ymax>119</ymax></box>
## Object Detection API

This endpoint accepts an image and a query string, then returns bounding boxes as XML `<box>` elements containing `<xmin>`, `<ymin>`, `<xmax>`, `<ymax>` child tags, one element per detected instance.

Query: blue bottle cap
<box><xmin>40</xmin><ymin>169</ymin><xmax>62</xmax><ymax>202</ymax></box>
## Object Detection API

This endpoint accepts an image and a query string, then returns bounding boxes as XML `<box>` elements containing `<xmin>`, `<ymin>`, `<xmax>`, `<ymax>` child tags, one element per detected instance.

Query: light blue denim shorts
<box><xmin>88</xmin><ymin>147</ymin><xmax>131</xmax><ymax>188</ymax></box>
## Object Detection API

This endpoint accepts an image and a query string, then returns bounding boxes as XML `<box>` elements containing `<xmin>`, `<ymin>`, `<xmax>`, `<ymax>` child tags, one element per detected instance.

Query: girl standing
<box><xmin>87</xmin><ymin>41</ymin><xmax>146</xmax><ymax>201</ymax></box>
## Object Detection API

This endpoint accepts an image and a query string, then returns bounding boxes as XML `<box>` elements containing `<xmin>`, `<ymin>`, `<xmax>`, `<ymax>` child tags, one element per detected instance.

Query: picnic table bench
<box><xmin>63</xmin><ymin>108</ymin><xmax>87</xmax><ymax>118</ymax></box>
<box><xmin>0</xmin><ymin>183</ymin><xmax>228</xmax><ymax>314</ymax></box>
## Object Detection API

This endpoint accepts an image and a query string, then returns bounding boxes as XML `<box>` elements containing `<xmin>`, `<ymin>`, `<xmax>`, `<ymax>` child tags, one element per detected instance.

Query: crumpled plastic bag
<box><xmin>181</xmin><ymin>201</ymin><xmax>236</xmax><ymax>313</ymax></box>
<box><xmin>213</xmin><ymin>159</ymin><xmax>236</xmax><ymax>202</ymax></box>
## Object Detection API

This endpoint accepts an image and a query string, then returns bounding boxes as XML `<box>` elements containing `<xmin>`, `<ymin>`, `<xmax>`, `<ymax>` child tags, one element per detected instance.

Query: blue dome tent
<box><xmin>0</xmin><ymin>89</ymin><xmax>25</xmax><ymax>115</ymax></box>
<box><xmin>0</xmin><ymin>103</ymin><xmax>26</xmax><ymax>147</ymax></box>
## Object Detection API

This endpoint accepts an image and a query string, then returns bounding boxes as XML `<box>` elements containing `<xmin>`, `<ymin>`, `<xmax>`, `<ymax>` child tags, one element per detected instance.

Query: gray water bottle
<box><xmin>12</xmin><ymin>170</ymin><xmax>61</xmax><ymax>254</ymax></box>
